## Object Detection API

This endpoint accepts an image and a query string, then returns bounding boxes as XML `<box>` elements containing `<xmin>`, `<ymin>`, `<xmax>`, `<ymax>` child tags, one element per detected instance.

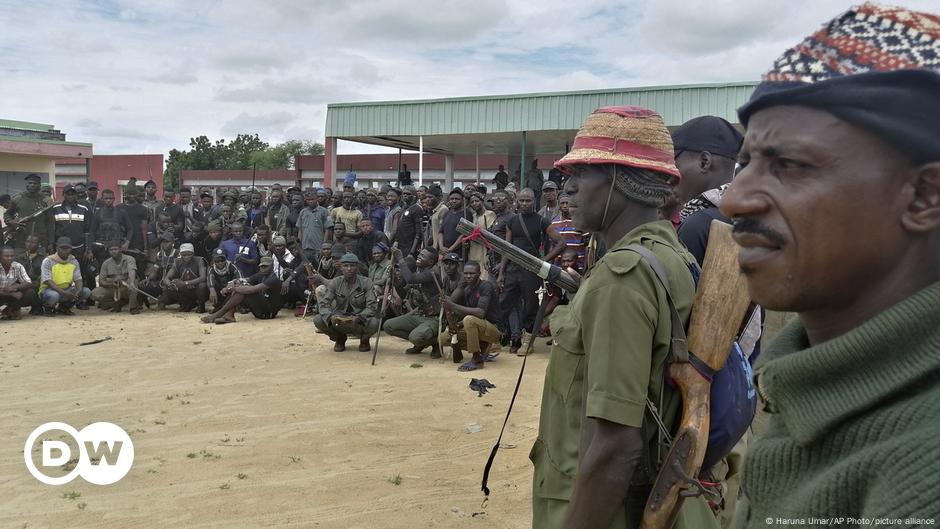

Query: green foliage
<box><xmin>163</xmin><ymin>135</ymin><xmax>323</xmax><ymax>189</ymax></box>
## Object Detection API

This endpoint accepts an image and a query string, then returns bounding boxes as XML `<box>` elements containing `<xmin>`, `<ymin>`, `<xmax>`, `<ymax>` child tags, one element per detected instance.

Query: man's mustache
<box><xmin>732</xmin><ymin>218</ymin><xmax>787</xmax><ymax>247</ymax></box>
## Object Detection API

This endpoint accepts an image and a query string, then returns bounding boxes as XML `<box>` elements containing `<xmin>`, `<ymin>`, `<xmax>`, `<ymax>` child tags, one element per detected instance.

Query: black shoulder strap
<box><xmin>515</xmin><ymin>214</ymin><xmax>541</xmax><ymax>257</ymax></box>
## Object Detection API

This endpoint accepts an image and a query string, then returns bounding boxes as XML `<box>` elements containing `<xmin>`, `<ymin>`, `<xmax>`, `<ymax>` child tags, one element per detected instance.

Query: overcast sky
<box><xmin>2</xmin><ymin>0</ymin><xmax>936</xmax><ymax>157</ymax></box>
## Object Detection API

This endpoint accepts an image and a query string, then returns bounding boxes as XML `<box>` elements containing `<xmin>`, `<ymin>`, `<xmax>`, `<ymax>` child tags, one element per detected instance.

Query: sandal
<box><xmin>457</xmin><ymin>361</ymin><xmax>484</xmax><ymax>372</ymax></box>
<box><xmin>483</xmin><ymin>352</ymin><xmax>499</xmax><ymax>362</ymax></box>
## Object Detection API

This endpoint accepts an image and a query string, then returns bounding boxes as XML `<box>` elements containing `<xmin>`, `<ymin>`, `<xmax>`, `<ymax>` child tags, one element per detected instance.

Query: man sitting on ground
<box><xmin>92</xmin><ymin>241</ymin><xmax>142</xmax><ymax>314</ymax></box>
<box><xmin>161</xmin><ymin>243</ymin><xmax>208</xmax><ymax>313</ymax></box>
<box><xmin>14</xmin><ymin>234</ymin><xmax>44</xmax><ymax>315</ymax></box>
<box><xmin>207</xmin><ymin>248</ymin><xmax>241</xmax><ymax>312</ymax></box>
<box><xmin>39</xmin><ymin>237</ymin><xmax>91</xmax><ymax>315</ymax></box>
<box><xmin>314</xmin><ymin>253</ymin><xmax>378</xmax><ymax>352</ymax></box>
<box><xmin>0</xmin><ymin>245</ymin><xmax>38</xmax><ymax>319</ymax></box>
<box><xmin>440</xmin><ymin>261</ymin><xmax>502</xmax><ymax>371</ymax></box>
<box><xmin>201</xmin><ymin>256</ymin><xmax>283</xmax><ymax>324</ymax></box>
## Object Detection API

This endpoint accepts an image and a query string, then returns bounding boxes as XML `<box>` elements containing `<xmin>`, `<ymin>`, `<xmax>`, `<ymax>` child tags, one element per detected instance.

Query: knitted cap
<box><xmin>739</xmin><ymin>3</ymin><xmax>940</xmax><ymax>164</ymax></box>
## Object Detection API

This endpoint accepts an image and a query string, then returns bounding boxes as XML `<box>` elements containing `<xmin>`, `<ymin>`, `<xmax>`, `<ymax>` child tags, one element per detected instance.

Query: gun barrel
<box><xmin>456</xmin><ymin>218</ymin><xmax>578</xmax><ymax>293</ymax></box>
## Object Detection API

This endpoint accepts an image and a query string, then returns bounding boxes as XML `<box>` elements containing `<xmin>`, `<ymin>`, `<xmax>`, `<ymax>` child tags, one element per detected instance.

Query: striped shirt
<box><xmin>549</xmin><ymin>217</ymin><xmax>588</xmax><ymax>269</ymax></box>
<box><xmin>0</xmin><ymin>261</ymin><xmax>31</xmax><ymax>289</ymax></box>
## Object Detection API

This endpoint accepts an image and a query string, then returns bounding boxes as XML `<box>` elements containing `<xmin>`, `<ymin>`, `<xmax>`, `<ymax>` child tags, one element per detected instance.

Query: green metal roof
<box><xmin>0</xmin><ymin>119</ymin><xmax>56</xmax><ymax>132</ymax></box>
<box><xmin>326</xmin><ymin>82</ymin><xmax>757</xmax><ymax>138</ymax></box>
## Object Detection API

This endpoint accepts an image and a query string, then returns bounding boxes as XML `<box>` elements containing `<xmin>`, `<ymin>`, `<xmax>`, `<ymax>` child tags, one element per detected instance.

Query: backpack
<box><xmin>617</xmin><ymin>244</ymin><xmax>758</xmax><ymax>473</ymax></box>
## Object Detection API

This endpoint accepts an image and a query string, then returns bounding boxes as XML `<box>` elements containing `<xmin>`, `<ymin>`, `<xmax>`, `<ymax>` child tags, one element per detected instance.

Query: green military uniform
<box><xmin>530</xmin><ymin>220</ymin><xmax>718</xmax><ymax>529</ymax></box>
<box><xmin>368</xmin><ymin>258</ymin><xmax>391</xmax><ymax>293</ymax></box>
<box><xmin>314</xmin><ymin>274</ymin><xmax>380</xmax><ymax>340</ymax></box>
<box><xmin>3</xmin><ymin>192</ymin><xmax>54</xmax><ymax>251</ymax></box>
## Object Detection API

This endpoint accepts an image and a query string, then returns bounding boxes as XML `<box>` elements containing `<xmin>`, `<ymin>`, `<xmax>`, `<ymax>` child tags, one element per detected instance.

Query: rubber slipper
<box><xmin>458</xmin><ymin>361</ymin><xmax>484</xmax><ymax>372</ymax></box>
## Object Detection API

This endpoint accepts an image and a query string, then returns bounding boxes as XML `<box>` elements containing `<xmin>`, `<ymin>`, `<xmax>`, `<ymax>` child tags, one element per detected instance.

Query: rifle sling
<box><xmin>481</xmin><ymin>287</ymin><xmax>550</xmax><ymax>499</ymax></box>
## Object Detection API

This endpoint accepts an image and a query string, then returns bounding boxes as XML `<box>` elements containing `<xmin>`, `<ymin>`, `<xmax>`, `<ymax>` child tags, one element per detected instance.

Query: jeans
<box><xmin>41</xmin><ymin>287</ymin><xmax>92</xmax><ymax>308</ymax></box>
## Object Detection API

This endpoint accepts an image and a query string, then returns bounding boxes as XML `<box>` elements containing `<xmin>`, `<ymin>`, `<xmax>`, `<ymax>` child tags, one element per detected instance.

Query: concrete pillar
<box><xmin>475</xmin><ymin>144</ymin><xmax>480</xmax><ymax>184</ymax></box>
<box><xmin>324</xmin><ymin>137</ymin><xmax>337</xmax><ymax>190</ymax></box>
<box><xmin>418</xmin><ymin>136</ymin><xmax>424</xmax><ymax>187</ymax></box>
<box><xmin>444</xmin><ymin>154</ymin><xmax>455</xmax><ymax>191</ymax></box>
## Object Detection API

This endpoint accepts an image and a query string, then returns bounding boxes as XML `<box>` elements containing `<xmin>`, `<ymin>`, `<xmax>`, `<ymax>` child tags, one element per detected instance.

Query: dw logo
<box><xmin>24</xmin><ymin>422</ymin><xmax>134</xmax><ymax>485</ymax></box>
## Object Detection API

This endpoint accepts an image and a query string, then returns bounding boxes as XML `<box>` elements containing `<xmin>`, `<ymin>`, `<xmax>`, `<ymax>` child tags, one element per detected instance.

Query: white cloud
<box><xmin>1</xmin><ymin>0</ymin><xmax>937</xmax><ymax>157</ymax></box>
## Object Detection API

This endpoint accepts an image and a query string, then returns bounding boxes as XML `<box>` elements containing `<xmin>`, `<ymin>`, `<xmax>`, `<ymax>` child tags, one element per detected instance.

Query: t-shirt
<box><xmin>454</xmin><ymin>279</ymin><xmax>500</xmax><ymax>324</ymax></box>
<box><xmin>248</xmin><ymin>270</ymin><xmax>283</xmax><ymax>309</ymax></box>
<box><xmin>440</xmin><ymin>208</ymin><xmax>472</xmax><ymax>249</ymax></box>
<box><xmin>330</xmin><ymin>207</ymin><xmax>363</xmax><ymax>234</ymax></box>
<box><xmin>677</xmin><ymin>207</ymin><xmax>729</xmax><ymax>267</ymax></box>
<box><xmin>100</xmin><ymin>254</ymin><xmax>137</xmax><ymax>282</ymax></box>
<box><xmin>395</xmin><ymin>204</ymin><xmax>424</xmax><ymax>254</ymax></box>
<box><xmin>39</xmin><ymin>254</ymin><xmax>81</xmax><ymax>292</ymax></box>
<box><xmin>172</xmin><ymin>257</ymin><xmax>203</xmax><ymax>282</ymax></box>
<box><xmin>508</xmin><ymin>212</ymin><xmax>551</xmax><ymax>257</ymax></box>
<box><xmin>296</xmin><ymin>206</ymin><xmax>333</xmax><ymax>251</ymax></box>
<box><xmin>90</xmin><ymin>206</ymin><xmax>133</xmax><ymax>245</ymax></box>
<box><xmin>117</xmin><ymin>203</ymin><xmax>150</xmax><ymax>251</ymax></box>
<box><xmin>490</xmin><ymin>210</ymin><xmax>514</xmax><ymax>240</ymax></box>
<box><xmin>221</xmin><ymin>238</ymin><xmax>259</xmax><ymax>277</ymax></box>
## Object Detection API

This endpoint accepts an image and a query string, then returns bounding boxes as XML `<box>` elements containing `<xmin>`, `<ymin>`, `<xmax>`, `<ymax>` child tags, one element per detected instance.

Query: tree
<box><xmin>163</xmin><ymin>135</ymin><xmax>322</xmax><ymax>189</ymax></box>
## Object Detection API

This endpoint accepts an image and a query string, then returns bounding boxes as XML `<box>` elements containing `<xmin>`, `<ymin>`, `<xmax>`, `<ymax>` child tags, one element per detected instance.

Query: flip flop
<box><xmin>214</xmin><ymin>316</ymin><xmax>236</xmax><ymax>325</ymax></box>
<box><xmin>458</xmin><ymin>361</ymin><xmax>484</xmax><ymax>372</ymax></box>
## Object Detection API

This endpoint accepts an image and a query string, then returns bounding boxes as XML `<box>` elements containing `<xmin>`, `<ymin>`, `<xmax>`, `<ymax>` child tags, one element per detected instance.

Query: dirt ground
<box><xmin>0</xmin><ymin>309</ymin><xmax>550</xmax><ymax>529</ymax></box>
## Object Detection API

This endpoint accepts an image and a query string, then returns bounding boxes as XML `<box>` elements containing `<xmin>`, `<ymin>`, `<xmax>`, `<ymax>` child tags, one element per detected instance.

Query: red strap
<box><xmin>464</xmin><ymin>226</ymin><xmax>493</xmax><ymax>250</ymax></box>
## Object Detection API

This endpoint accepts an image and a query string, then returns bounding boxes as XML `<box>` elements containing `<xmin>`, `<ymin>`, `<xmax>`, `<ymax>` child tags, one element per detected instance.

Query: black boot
<box><xmin>430</xmin><ymin>344</ymin><xmax>442</xmax><ymax>359</ymax></box>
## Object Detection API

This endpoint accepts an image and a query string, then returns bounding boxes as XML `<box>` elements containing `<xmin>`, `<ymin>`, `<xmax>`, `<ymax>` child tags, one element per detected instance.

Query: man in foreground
<box><xmin>440</xmin><ymin>260</ymin><xmax>501</xmax><ymax>371</ymax></box>
<box><xmin>0</xmin><ymin>246</ymin><xmax>37</xmax><ymax>319</ymax></box>
<box><xmin>718</xmin><ymin>5</ymin><xmax>940</xmax><ymax>526</ymax></box>
<box><xmin>201</xmin><ymin>256</ymin><xmax>282</xmax><ymax>324</ymax></box>
<box><xmin>92</xmin><ymin>241</ymin><xmax>141</xmax><ymax>314</ymax></box>
<box><xmin>160</xmin><ymin>243</ymin><xmax>208</xmax><ymax>313</ymax></box>
<box><xmin>383</xmin><ymin>248</ymin><xmax>442</xmax><ymax>358</ymax></box>
<box><xmin>314</xmin><ymin>254</ymin><xmax>378</xmax><ymax>352</ymax></box>
<box><xmin>39</xmin><ymin>237</ymin><xmax>92</xmax><ymax>315</ymax></box>
<box><xmin>531</xmin><ymin>106</ymin><xmax>714</xmax><ymax>529</ymax></box>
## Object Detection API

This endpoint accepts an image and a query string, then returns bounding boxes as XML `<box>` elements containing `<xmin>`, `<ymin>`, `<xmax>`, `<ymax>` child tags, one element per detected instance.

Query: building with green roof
<box><xmin>322</xmin><ymin>82</ymin><xmax>756</xmax><ymax>188</ymax></box>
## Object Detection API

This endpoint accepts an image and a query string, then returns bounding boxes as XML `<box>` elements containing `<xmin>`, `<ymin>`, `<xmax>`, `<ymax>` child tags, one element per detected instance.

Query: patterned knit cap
<box><xmin>739</xmin><ymin>3</ymin><xmax>940</xmax><ymax>163</ymax></box>
<box><xmin>555</xmin><ymin>106</ymin><xmax>678</xmax><ymax>207</ymax></box>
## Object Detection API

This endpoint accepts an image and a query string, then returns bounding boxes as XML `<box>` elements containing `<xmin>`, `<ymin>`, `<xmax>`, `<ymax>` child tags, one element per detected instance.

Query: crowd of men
<box><xmin>0</xmin><ymin>167</ymin><xmax>597</xmax><ymax>371</ymax></box>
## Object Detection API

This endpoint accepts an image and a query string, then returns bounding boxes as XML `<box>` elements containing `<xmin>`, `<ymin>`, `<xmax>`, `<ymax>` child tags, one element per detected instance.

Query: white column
<box><xmin>475</xmin><ymin>144</ymin><xmax>480</xmax><ymax>185</ymax></box>
<box><xmin>418</xmin><ymin>135</ymin><xmax>424</xmax><ymax>187</ymax></box>
<box><xmin>445</xmin><ymin>154</ymin><xmax>455</xmax><ymax>191</ymax></box>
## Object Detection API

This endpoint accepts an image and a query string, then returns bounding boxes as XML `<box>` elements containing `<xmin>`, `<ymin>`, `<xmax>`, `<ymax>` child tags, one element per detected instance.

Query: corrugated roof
<box><xmin>326</xmin><ymin>82</ymin><xmax>757</xmax><ymax>138</ymax></box>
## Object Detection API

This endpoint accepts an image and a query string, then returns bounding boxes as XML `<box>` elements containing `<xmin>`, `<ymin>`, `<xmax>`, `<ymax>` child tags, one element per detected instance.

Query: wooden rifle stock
<box><xmin>639</xmin><ymin>221</ymin><xmax>752</xmax><ymax>529</ymax></box>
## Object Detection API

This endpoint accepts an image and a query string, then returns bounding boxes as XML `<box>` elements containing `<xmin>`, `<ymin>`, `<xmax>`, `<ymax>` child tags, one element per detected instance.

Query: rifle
<box><xmin>301</xmin><ymin>262</ymin><xmax>316</xmax><ymax>319</ymax></box>
<box><xmin>120</xmin><ymin>280</ymin><xmax>160</xmax><ymax>303</ymax></box>
<box><xmin>3</xmin><ymin>202</ymin><xmax>55</xmax><ymax>245</ymax></box>
<box><xmin>455</xmin><ymin>218</ymin><xmax>578</xmax><ymax>293</ymax></box>
<box><xmin>372</xmin><ymin>242</ymin><xmax>398</xmax><ymax>365</ymax></box>
<box><xmin>639</xmin><ymin>221</ymin><xmax>751</xmax><ymax>529</ymax></box>
<box><xmin>431</xmin><ymin>270</ymin><xmax>460</xmax><ymax>343</ymax></box>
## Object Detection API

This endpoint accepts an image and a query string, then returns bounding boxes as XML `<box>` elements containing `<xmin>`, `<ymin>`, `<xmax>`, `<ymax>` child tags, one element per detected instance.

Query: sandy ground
<box><xmin>0</xmin><ymin>308</ymin><xmax>550</xmax><ymax>529</ymax></box>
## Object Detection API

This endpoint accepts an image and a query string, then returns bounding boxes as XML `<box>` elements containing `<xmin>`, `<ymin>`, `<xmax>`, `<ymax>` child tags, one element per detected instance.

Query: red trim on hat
<box><xmin>594</xmin><ymin>106</ymin><xmax>662</xmax><ymax>119</ymax></box>
<box><xmin>570</xmin><ymin>136</ymin><xmax>676</xmax><ymax>168</ymax></box>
